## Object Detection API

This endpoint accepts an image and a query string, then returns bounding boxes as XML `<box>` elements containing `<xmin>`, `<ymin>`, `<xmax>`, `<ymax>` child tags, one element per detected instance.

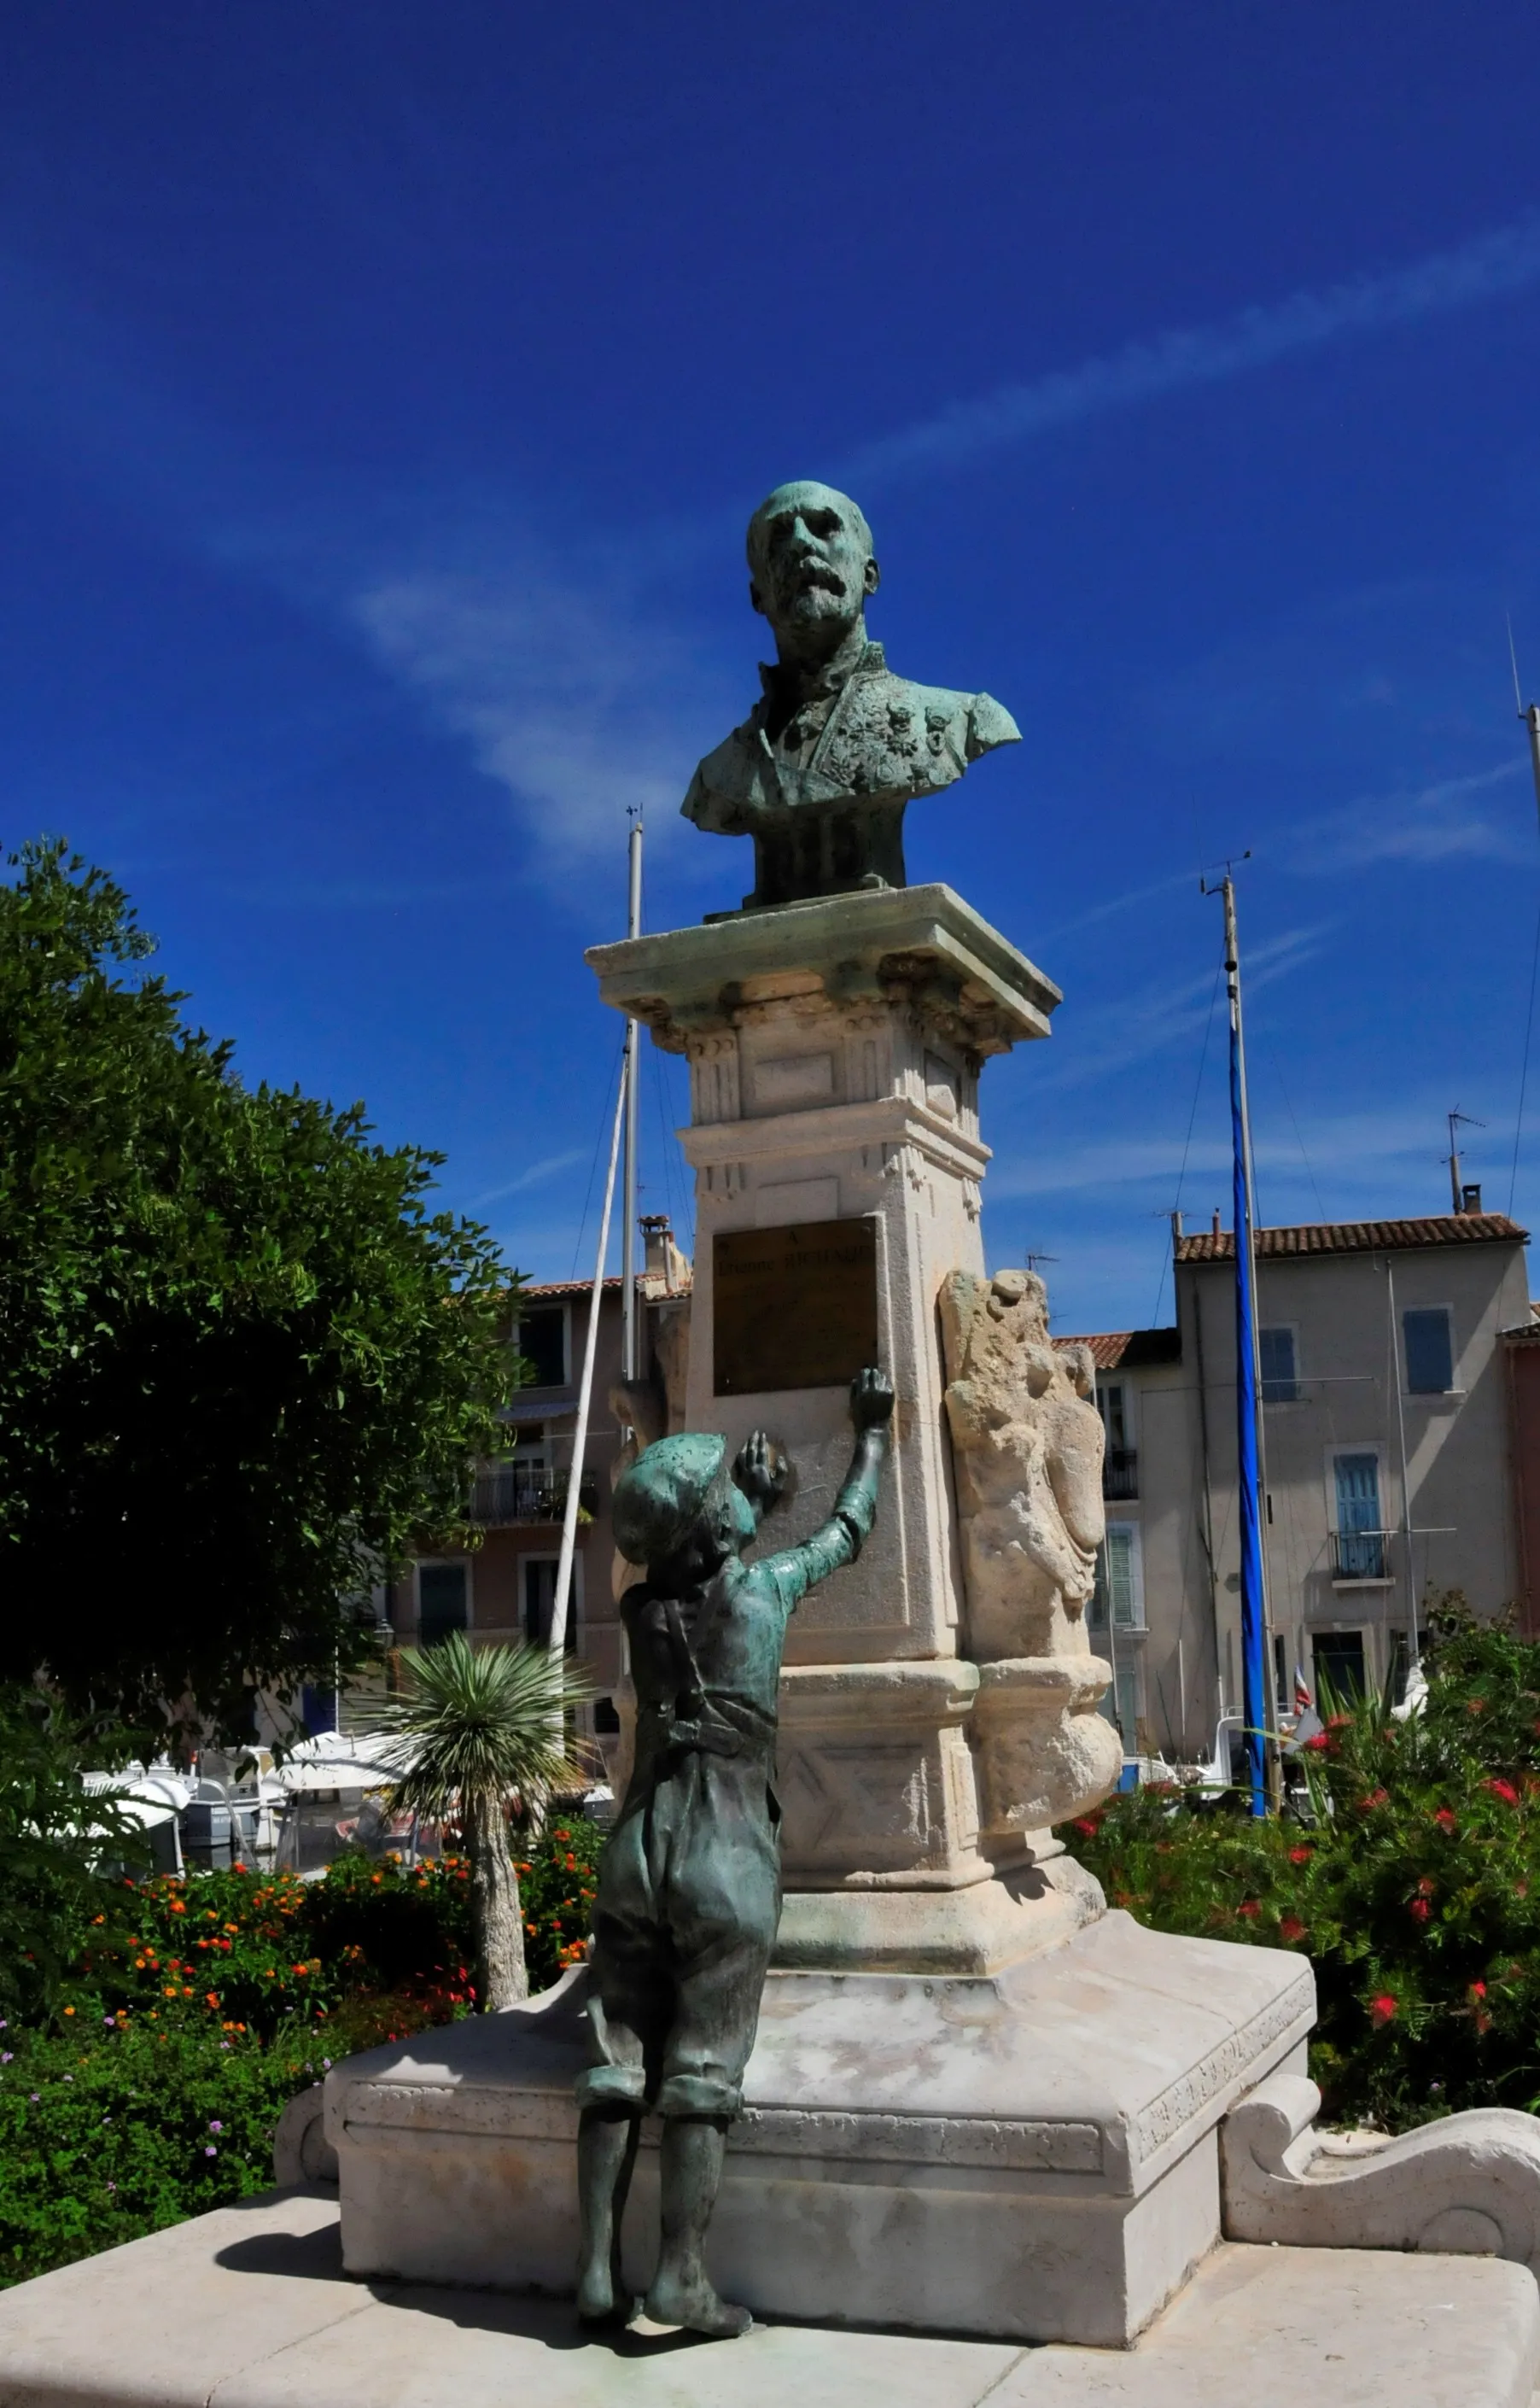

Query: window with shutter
<box><xmin>1403</xmin><ymin>1307</ymin><xmax>1454</xmax><ymax>1395</ymax></box>
<box><xmin>1259</xmin><ymin>1326</ymin><xmax>1298</xmax><ymax>1404</ymax></box>
<box><xmin>1092</xmin><ymin>1525</ymin><xmax>1143</xmax><ymax>1629</ymax></box>
<box><xmin>418</xmin><ymin>1563</ymin><xmax>469</xmax><ymax>1647</ymax></box>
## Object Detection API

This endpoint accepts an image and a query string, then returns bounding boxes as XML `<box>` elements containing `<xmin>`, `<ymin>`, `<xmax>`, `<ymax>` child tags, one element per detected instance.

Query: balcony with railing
<box><xmin>1102</xmin><ymin>1447</ymin><xmax>1139</xmax><ymax>1501</ymax></box>
<box><xmin>1329</xmin><ymin>1528</ymin><xmax>1391</xmax><ymax>1582</ymax></box>
<box><xmin>469</xmin><ymin>1464</ymin><xmax>599</xmax><ymax>1527</ymax></box>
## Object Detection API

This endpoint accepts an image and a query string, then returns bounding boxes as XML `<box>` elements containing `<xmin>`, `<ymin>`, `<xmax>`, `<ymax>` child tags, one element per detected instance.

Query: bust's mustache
<box><xmin>779</xmin><ymin>560</ymin><xmax>848</xmax><ymax>599</ymax></box>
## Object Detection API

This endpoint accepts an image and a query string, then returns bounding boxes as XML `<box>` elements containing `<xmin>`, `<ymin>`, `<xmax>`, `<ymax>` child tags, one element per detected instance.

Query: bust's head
<box><xmin>746</xmin><ymin>481</ymin><xmax>879</xmax><ymax>668</ymax></box>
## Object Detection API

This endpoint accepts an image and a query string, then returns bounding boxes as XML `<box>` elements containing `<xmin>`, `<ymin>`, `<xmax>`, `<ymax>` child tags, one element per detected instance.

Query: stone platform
<box><xmin>327</xmin><ymin>1916</ymin><xmax>1312</xmax><ymax>2348</ymax></box>
<box><xmin>0</xmin><ymin>2185</ymin><xmax>1535</xmax><ymax>2408</ymax></box>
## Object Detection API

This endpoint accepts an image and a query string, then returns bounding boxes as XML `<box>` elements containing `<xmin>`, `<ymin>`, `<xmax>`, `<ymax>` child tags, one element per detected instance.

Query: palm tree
<box><xmin>377</xmin><ymin>1633</ymin><xmax>592</xmax><ymax>2008</ymax></box>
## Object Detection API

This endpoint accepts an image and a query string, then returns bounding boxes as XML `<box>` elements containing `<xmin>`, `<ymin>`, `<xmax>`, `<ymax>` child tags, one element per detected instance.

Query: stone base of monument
<box><xmin>325</xmin><ymin>1915</ymin><xmax>1313</xmax><ymax>2348</ymax></box>
<box><xmin>3</xmin><ymin>2184</ymin><xmax>1537</xmax><ymax>2408</ymax></box>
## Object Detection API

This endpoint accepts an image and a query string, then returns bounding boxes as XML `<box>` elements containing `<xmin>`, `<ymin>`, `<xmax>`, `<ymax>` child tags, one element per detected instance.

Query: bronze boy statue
<box><xmin>575</xmin><ymin>1366</ymin><xmax>894</xmax><ymax>2337</ymax></box>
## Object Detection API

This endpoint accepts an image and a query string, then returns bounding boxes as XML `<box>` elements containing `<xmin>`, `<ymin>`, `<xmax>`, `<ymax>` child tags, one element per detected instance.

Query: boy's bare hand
<box><xmin>732</xmin><ymin>1429</ymin><xmax>788</xmax><ymax>1508</ymax></box>
<box><xmin>849</xmin><ymin>1367</ymin><xmax>895</xmax><ymax>1429</ymax></box>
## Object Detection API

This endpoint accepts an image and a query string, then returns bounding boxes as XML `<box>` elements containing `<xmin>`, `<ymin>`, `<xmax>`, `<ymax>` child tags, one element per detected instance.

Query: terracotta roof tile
<box><xmin>1175</xmin><ymin>1213</ymin><xmax>1526</xmax><ymax>1263</ymax></box>
<box><xmin>1053</xmin><ymin>1328</ymin><xmax>1181</xmax><ymax>1371</ymax></box>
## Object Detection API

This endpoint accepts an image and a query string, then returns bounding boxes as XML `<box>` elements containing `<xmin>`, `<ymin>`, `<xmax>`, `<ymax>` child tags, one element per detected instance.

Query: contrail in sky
<box><xmin>848</xmin><ymin>212</ymin><xmax>1540</xmax><ymax>484</ymax></box>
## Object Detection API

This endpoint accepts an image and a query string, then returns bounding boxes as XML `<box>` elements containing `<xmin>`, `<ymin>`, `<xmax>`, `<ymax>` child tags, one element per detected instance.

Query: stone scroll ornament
<box><xmin>682</xmin><ymin>481</ymin><xmax>1019</xmax><ymax>911</ymax></box>
<box><xmin>575</xmin><ymin>1367</ymin><xmax>894</xmax><ymax>2340</ymax></box>
<box><xmin>939</xmin><ymin>1268</ymin><xmax>1123</xmax><ymax>1844</ymax></box>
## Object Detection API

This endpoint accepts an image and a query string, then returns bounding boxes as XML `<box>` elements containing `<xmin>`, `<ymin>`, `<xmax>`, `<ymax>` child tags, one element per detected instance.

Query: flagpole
<box><xmin>549</xmin><ymin>1050</ymin><xmax>627</xmax><ymax>1659</ymax></box>
<box><xmin>1205</xmin><ymin>866</ymin><xmax>1277</xmax><ymax>1815</ymax></box>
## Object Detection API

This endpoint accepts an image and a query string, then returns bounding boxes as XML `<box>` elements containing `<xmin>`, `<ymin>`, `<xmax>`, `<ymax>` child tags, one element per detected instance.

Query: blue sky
<box><xmin>6</xmin><ymin>3</ymin><xmax>1540</xmax><ymax>1333</ymax></box>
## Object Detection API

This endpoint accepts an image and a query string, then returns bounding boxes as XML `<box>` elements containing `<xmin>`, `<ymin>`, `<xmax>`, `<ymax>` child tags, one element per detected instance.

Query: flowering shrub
<box><xmin>515</xmin><ymin>1817</ymin><xmax>604</xmax><ymax>1982</ymax></box>
<box><xmin>0</xmin><ymin>2017</ymin><xmax>306</xmax><ymax>2287</ymax></box>
<box><xmin>0</xmin><ymin>1816</ymin><xmax>607</xmax><ymax>2287</ymax></box>
<box><xmin>1068</xmin><ymin>1610</ymin><xmax>1540</xmax><ymax>2130</ymax></box>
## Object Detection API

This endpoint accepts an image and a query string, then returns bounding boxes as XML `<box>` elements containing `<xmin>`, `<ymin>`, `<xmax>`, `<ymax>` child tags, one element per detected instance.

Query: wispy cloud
<box><xmin>472</xmin><ymin>1147</ymin><xmax>588</xmax><ymax>1207</ymax></box>
<box><xmin>1295</xmin><ymin>760</ymin><xmax>1531</xmax><ymax>871</ymax></box>
<box><xmin>1041</xmin><ymin>922</ymin><xmax>1327</xmax><ymax>1095</ymax></box>
<box><xmin>989</xmin><ymin>1100</ymin><xmax>1488</xmax><ymax>1208</ymax></box>
<box><xmin>351</xmin><ymin>558</ymin><xmax>732</xmax><ymax>871</ymax></box>
<box><xmin>849</xmin><ymin>213</ymin><xmax>1540</xmax><ymax>484</ymax></box>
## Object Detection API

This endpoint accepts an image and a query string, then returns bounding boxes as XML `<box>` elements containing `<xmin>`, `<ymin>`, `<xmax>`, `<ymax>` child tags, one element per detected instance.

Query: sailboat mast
<box><xmin>620</xmin><ymin>811</ymin><xmax>644</xmax><ymax>1385</ymax></box>
<box><xmin>551</xmin><ymin>817</ymin><xmax>644</xmax><ymax>1658</ymax></box>
<box><xmin>1216</xmin><ymin>871</ymin><xmax>1277</xmax><ymax>1815</ymax></box>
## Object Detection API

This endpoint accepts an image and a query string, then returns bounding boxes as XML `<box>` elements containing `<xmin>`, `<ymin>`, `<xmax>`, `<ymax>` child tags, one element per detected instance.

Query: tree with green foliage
<box><xmin>0</xmin><ymin>840</ymin><xmax>516</xmax><ymax>1741</ymax></box>
<box><xmin>0</xmin><ymin>1683</ymin><xmax>144</xmax><ymax>2023</ymax></box>
<box><xmin>377</xmin><ymin>1634</ymin><xmax>592</xmax><ymax>2008</ymax></box>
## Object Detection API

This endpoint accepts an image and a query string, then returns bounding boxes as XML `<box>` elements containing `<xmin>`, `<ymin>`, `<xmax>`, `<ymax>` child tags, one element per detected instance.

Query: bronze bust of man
<box><xmin>683</xmin><ymin>480</ymin><xmax>1019</xmax><ymax>910</ymax></box>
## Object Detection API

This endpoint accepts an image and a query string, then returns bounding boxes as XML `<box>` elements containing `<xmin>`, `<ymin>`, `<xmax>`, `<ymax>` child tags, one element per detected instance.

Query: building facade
<box><xmin>1062</xmin><ymin>1209</ymin><xmax>1531</xmax><ymax>1759</ymax></box>
<box><xmin>386</xmin><ymin>1220</ymin><xmax>691</xmax><ymax>1750</ymax></box>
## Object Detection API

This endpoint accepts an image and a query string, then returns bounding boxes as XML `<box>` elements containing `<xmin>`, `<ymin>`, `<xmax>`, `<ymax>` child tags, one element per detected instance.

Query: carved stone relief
<box><xmin>940</xmin><ymin>1266</ymin><xmax>1122</xmax><ymax>1843</ymax></box>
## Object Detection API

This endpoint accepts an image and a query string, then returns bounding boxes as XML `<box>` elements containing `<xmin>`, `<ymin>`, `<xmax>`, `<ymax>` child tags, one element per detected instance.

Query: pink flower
<box><xmin>205</xmin><ymin>2145</ymin><xmax>217</xmax><ymax>2157</ymax></box>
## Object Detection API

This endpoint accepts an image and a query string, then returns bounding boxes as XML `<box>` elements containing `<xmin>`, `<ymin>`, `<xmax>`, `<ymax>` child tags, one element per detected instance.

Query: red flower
<box><xmin>1360</xmin><ymin>1787</ymin><xmax>1390</xmax><ymax>1809</ymax></box>
<box><xmin>1304</xmin><ymin>1732</ymin><xmax>1332</xmax><ymax>1753</ymax></box>
<box><xmin>1236</xmin><ymin>1899</ymin><xmax>1260</xmax><ymax>1920</ymax></box>
<box><xmin>1368</xmin><ymin>1994</ymin><xmax>1397</xmax><ymax>2027</ymax></box>
<box><xmin>1071</xmin><ymin>1816</ymin><xmax>1100</xmax><ymax>1838</ymax></box>
<box><xmin>1408</xmin><ymin>1897</ymin><xmax>1431</xmax><ymax>1924</ymax></box>
<box><xmin>1434</xmin><ymin>1807</ymin><xmax>1457</xmax><ymax>1833</ymax></box>
<box><xmin>1278</xmin><ymin>1915</ymin><xmax>1307</xmax><ymax>1944</ymax></box>
<box><xmin>1470</xmin><ymin>1980</ymin><xmax>1487</xmax><ymax>1999</ymax></box>
<box><xmin>1485</xmin><ymin>1779</ymin><xmax>1520</xmax><ymax>1806</ymax></box>
<box><xmin>1288</xmin><ymin>1844</ymin><xmax>1312</xmax><ymax>1864</ymax></box>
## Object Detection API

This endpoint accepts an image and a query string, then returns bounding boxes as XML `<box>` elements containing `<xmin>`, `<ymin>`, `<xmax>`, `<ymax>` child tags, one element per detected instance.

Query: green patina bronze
<box><xmin>575</xmin><ymin>1367</ymin><xmax>894</xmax><ymax>2338</ymax></box>
<box><xmin>683</xmin><ymin>481</ymin><xmax>1019</xmax><ymax>910</ymax></box>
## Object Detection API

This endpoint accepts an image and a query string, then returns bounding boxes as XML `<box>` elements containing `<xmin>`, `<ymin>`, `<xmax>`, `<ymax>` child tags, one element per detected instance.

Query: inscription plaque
<box><xmin>714</xmin><ymin>1217</ymin><xmax>878</xmax><ymax>1395</ymax></box>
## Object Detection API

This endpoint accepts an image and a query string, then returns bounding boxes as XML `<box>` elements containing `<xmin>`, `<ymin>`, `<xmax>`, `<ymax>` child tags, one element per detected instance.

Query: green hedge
<box><xmin>0</xmin><ymin>1817</ymin><xmax>606</xmax><ymax>2288</ymax></box>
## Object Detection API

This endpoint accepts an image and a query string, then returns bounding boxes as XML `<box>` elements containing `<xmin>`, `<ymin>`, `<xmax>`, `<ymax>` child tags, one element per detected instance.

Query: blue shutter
<box><xmin>1403</xmin><ymin>1309</ymin><xmax>1453</xmax><ymax>1395</ymax></box>
<box><xmin>1333</xmin><ymin>1455</ymin><xmax>1384</xmax><ymax>1578</ymax></box>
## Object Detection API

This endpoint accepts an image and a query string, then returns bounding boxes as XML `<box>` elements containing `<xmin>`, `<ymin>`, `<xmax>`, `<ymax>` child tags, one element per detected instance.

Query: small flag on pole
<box><xmin>1294</xmin><ymin>1665</ymin><xmax>1313</xmax><ymax>1713</ymax></box>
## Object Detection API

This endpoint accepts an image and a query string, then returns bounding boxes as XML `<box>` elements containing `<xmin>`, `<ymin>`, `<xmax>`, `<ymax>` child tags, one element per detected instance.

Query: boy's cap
<box><xmin>612</xmin><ymin>1432</ymin><xmax>728</xmax><ymax>1564</ymax></box>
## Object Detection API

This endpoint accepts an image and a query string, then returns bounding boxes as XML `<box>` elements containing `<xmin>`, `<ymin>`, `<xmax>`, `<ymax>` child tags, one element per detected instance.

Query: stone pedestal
<box><xmin>588</xmin><ymin>885</ymin><xmax>1116</xmax><ymax>1973</ymax></box>
<box><xmin>327</xmin><ymin>1916</ymin><xmax>1315</xmax><ymax>2347</ymax></box>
